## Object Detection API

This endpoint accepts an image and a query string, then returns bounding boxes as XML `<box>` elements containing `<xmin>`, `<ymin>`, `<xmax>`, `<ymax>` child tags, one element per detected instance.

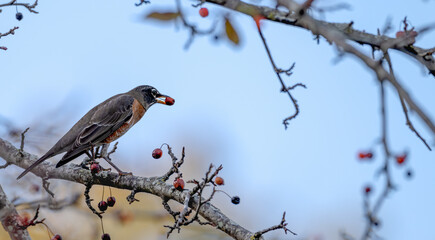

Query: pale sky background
<box><xmin>1</xmin><ymin>0</ymin><xmax>435</xmax><ymax>239</ymax></box>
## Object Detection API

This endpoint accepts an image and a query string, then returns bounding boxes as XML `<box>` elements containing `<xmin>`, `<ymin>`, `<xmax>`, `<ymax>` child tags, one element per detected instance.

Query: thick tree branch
<box><xmin>197</xmin><ymin>0</ymin><xmax>435</xmax><ymax>76</ymax></box>
<box><xmin>0</xmin><ymin>137</ymin><xmax>263</xmax><ymax>240</ymax></box>
<box><xmin>0</xmin><ymin>184</ymin><xmax>31</xmax><ymax>240</ymax></box>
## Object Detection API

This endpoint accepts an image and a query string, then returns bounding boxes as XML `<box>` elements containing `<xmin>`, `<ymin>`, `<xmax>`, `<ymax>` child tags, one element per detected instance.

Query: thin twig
<box><xmin>253</xmin><ymin>212</ymin><xmax>296</xmax><ymax>239</ymax></box>
<box><xmin>42</xmin><ymin>177</ymin><xmax>55</xmax><ymax>198</ymax></box>
<box><xmin>0</xmin><ymin>26</ymin><xmax>19</xmax><ymax>39</ymax></box>
<box><xmin>0</xmin><ymin>0</ymin><xmax>39</xmax><ymax>13</ymax></box>
<box><xmin>256</xmin><ymin>19</ymin><xmax>303</xmax><ymax>129</ymax></box>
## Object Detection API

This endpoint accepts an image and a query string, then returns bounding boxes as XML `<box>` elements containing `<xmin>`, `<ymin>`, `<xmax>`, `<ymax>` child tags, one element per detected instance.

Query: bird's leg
<box><xmin>91</xmin><ymin>146</ymin><xmax>96</xmax><ymax>160</ymax></box>
<box><xmin>80</xmin><ymin>151</ymin><xmax>96</xmax><ymax>169</ymax></box>
<box><xmin>95</xmin><ymin>146</ymin><xmax>101</xmax><ymax>158</ymax></box>
<box><xmin>97</xmin><ymin>144</ymin><xmax>110</xmax><ymax>159</ymax></box>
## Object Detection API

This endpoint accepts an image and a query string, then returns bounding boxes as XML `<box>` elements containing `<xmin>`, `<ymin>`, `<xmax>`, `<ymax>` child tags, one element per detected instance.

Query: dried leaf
<box><xmin>225</xmin><ymin>18</ymin><xmax>239</xmax><ymax>45</ymax></box>
<box><xmin>146</xmin><ymin>11</ymin><xmax>180</xmax><ymax>21</ymax></box>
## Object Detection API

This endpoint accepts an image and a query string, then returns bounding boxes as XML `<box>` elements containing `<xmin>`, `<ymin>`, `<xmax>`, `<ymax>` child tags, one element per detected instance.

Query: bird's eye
<box><xmin>151</xmin><ymin>89</ymin><xmax>158</xmax><ymax>96</ymax></box>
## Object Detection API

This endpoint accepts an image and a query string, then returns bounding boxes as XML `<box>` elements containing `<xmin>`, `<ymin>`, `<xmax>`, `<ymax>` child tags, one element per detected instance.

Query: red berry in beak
<box><xmin>173</xmin><ymin>178</ymin><xmax>185</xmax><ymax>191</ymax></box>
<box><xmin>165</xmin><ymin>97</ymin><xmax>175</xmax><ymax>106</ymax></box>
<box><xmin>152</xmin><ymin>148</ymin><xmax>162</xmax><ymax>159</ymax></box>
<box><xmin>107</xmin><ymin>196</ymin><xmax>116</xmax><ymax>207</ymax></box>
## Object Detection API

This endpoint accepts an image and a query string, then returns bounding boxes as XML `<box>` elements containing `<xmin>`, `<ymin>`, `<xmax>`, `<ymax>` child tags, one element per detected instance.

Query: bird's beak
<box><xmin>156</xmin><ymin>94</ymin><xmax>175</xmax><ymax>106</ymax></box>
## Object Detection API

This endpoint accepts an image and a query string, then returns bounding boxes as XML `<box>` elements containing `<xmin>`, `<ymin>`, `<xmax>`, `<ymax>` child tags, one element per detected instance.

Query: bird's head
<box><xmin>130</xmin><ymin>85</ymin><xmax>175</xmax><ymax>109</ymax></box>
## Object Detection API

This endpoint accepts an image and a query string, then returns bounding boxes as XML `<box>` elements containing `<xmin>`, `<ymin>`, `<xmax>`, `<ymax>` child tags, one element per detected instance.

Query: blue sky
<box><xmin>1</xmin><ymin>0</ymin><xmax>435</xmax><ymax>239</ymax></box>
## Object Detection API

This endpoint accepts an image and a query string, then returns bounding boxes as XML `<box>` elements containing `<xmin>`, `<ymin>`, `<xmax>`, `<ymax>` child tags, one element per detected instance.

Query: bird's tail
<box><xmin>16</xmin><ymin>154</ymin><xmax>51</xmax><ymax>180</ymax></box>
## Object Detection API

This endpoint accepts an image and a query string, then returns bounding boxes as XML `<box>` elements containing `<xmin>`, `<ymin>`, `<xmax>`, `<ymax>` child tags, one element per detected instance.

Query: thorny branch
<box><xmin>383</xmin><ymin>51</ymin><xmax>431</xmax><ymax>150</ymax></box>
<box><xmin>256</xmin><ymin>23</ymin><xmax>304</xmax><ymax>129</ymax></box>
<box><xmin>172</xmin><ymin>0</ymin><xmax>435</xmax><ymax>143</ymax></box>
<box><xmin>0</xmin><ymin>0</ymin><xmax>39</xmax><ymax>13</ymax></box>
<box><xmin>84</xmin><ymin>184</ymin><xmax>103</xmax><ymax>219</ymax></box>
<box><xmin>160</xmin><ymin>145</ymin><xmax>185</xmax><ymax>181</ymax></box>
<box><xmin>0</xmin><ymin>137</ymin><xmax>293</xmax><ymax>240</ymax></box>
<box><xmin>18</xmin><ymin>205</ymin><xmax>46</xmax><ymax>230</ymax></box>
<box><xmin>0</xmin><ymin>27</ymin><xmax>19</xmax><ymax>39</ymax></box>
<box><xmin>253</xmin><ymin>212</ymin><xmax>296</xmax><ymax>239</ymax></box>
<box><xmin>164</xmin><ymin>163</ymin><xmax>222</xmax><ymax>237</ymax></box>
<box><xmin>18</xmin><ymin>127</ymin><xmax>29</xmax><ymax>156</ymax></box>
<box><xmin>360</xmin><ymin>80</ymin><xmax>395</xmax><ymax>240</ymax></box>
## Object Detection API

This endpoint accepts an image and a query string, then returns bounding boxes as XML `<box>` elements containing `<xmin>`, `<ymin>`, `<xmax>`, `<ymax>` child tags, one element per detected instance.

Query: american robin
<box><xmin>17</xmin><ymin>85</ymin><xmax>174</xmax><ymax>180</ymax></box>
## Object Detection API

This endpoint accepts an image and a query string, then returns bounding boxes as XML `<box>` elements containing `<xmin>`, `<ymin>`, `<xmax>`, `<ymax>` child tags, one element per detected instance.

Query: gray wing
<box><xmin>55</xmin><ymin>95</ymin><xmax>135</xmax><ymax>167</ymax></box>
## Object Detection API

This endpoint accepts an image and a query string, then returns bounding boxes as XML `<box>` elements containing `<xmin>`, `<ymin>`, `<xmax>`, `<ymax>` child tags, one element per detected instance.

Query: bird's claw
<box><xmin>118</xmin><ymin>171</ymin><xmax>133</xmax><ymax>176</ymax></box>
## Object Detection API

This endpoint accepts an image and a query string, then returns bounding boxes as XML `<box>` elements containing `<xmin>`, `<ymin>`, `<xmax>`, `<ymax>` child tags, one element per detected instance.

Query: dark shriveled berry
<box><xmin>101</xmin><ymin>233</ymin><xmax>111</xmax><ymax>240</ymax></box>
<box><xmin>107</xmin><ymin>196</ymin><xmax>116</xmax><ymax>207</ymax></box>
<box><xmin>16</xmin><ymin>12</ymin><xmax>23</xmax><ymax>21</ymax></box>
<box><xmin>98</xmin><ymin>201</ymin><xmax>108</xmax><ymax>211</ymax></box>
<box><xmin>51</xmin><ymin>234</ymin><xmax>62</xmax><ymax>240</ymax></box>
<box><xmin>231</xmin><ymin>196</ymin><xmax>240</xmax><ymax>205</ymax></box>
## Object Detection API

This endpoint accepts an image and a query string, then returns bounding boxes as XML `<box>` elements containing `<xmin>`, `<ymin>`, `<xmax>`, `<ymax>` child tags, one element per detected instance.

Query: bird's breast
<box><xmin>104</xmin><ymin>99</ymin><xmax>145</xmax><ymax>143</ymax></box>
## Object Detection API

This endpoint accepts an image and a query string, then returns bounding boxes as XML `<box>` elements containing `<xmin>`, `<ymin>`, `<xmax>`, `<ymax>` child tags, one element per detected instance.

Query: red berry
<box><xmin>364</xmin><ymin>186</ymin><xmax>372</xmax><ymax>195</ymax></box>
<box><xmin>107</xmin><ymin>196</ymin><xmax>116</xmax><ymax>207</ymax></box>
<box><xmin>199</xmin><ymin>8</ymin><xmax>209</xmax><ymax>17</ymax></box>
<box><xmin>18</xmin><ymin>213</ymin><xmax>30</xmax><ymax>226</ymax></box>
<box><xmin>396</xmin><ymin>31</ymin><xmax>405</xmax><ymax>38</ymax></box>
<box><xmin>165</xmin><ymin>97</ymin><xmax>175</xmax><ymax>106</ymax></box>
<box><xmin>90</xmin><ymin>163</ymin><xmax>101</xmax><ymax>174</ymax></box>
<box><xmin>173</xmin><ymin>178</ymin><xmax>185</xmax><ymax>191</ymax></box>
<box><xmin>358</xmin><ymin>152</ymin><xmax>373</xmax><ymax>160</ymax></box>
<box><xmin>101</xmin><ymin>233</ymin><xmax>111</xmax><ymax>240</ymax></box>
<box><xmin>98</xmin><ymin>201</ymin><xmax>108</xmax><ymax>211</ymax></box>
<box><xmin>152</xmin><ymin>148</ymin><xmax>162</xmax><ymax>159</ymax></box>
<box><xmin>51</xmin><ymin>234</ymin><xmax>62</xmax><ymax>240</ymax></box>
<box><xmin>215</xmin><ymin>176</ymin><xmax>224</xmax><ymax>185</ymax></box>
<box><xmin>396</xmin><ymin>154</ymin><xmax>406</xmax><ymax>165</ymax></box>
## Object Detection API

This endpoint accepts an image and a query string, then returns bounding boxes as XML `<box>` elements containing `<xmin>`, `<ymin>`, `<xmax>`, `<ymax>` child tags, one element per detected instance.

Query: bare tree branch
<box><xmin>0</xmin><ymin>137</ymin><xmax>266</xmax><ymax>240</ymax></box>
